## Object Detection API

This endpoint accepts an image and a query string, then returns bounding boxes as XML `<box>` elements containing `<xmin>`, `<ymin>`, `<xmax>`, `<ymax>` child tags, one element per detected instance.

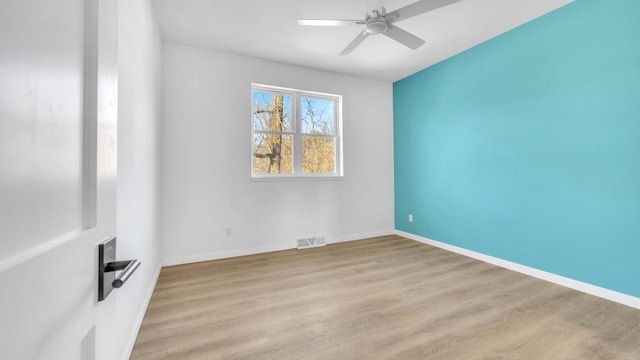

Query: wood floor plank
<box><xmin>131</xmin><ymin>236</ymin><xmax>640</xmax><ymax>359</ymax></box>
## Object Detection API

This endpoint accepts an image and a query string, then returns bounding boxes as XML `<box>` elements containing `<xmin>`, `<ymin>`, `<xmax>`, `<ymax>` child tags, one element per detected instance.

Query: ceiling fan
<box><xmin>298</xmin><ymin>0</ymin><xmax>462</xmax><ymax>55</ymax></box>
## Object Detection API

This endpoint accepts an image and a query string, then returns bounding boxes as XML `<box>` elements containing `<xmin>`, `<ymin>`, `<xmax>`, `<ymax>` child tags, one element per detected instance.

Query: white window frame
<box><xmin>251</xmin><ymin>83</ymin><xmax>343</xmax><ymax>180</ymax></box>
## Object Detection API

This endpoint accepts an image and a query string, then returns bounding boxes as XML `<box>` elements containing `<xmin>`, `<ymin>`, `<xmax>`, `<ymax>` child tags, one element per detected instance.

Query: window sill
<box><xmin>250</xmin><ymin>174</ymin><xmax>344</xmax><ymax>182</ymax></box>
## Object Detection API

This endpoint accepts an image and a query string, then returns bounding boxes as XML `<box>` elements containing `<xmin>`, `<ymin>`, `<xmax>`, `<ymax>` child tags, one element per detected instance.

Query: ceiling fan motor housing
<box><xmin>366</xmin><ymin>18</ymin><xmax>387</xmax><ymax>35</ymax></box>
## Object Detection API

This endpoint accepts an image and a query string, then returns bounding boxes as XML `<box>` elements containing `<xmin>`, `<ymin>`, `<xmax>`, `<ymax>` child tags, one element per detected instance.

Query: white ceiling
<box><xmin>152</xmin><ymin>0</ymin><xmax>573</xmax><ymax>82</ymax></box>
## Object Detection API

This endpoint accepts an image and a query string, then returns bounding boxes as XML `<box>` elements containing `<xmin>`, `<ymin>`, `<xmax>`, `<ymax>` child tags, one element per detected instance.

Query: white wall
<box><xmin>116</xmin><ymin>0</ymin><xmax>163</xmax><ymax>358</ymax></box>
<box><xmin>161</xmin><ymin>43</ymin><xmax>394</xmax><ymax>265</ymax></box>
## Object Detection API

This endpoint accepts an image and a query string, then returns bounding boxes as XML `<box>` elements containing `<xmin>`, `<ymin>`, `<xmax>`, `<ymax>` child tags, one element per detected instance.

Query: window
<box><xmin>251</xmin><ymin>84</ymin><xmax>342</xmax><ymax>178</ymax></box>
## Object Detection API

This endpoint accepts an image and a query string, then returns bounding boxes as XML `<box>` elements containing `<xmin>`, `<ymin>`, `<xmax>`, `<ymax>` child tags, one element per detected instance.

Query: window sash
<box><xmin>300</xmin><ymin>95</ymin><xmax>337</xmax><ymax>136</ymax></box>
<box><xmin>252</xmin><ymin>90</ymin><xmax>294</xmax><ymax>133</ymax></box>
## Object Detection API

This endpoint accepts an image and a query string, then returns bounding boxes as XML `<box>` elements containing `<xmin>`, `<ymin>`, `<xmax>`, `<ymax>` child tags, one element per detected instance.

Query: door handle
<box><xmin>105</xmin><ymin>259</ymin><xmax>141</xmax><ymax>288</ymax></box>
<box><xmin>98</xmin><ymin>237</ymin><xmax>141</xmax><ymax>301</ymax></box>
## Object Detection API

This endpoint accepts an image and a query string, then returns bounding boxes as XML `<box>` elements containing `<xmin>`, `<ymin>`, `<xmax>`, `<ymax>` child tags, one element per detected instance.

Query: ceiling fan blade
<box><xmin>385</xmin><ymin>0</ymin><xmax>462</xmax><ymax>23</ymax></box>
<box><xmin>382</xmin><ymin>25</ymin><xmax>425</xmax><ymax>50</ymax></box>
<box><xmin>339</xmin><ymin>31</ymin><xmax>369</xmax><ymax>55</ymax></box>
<box><xmin>297</xmin><ymin>19</ymin><xmax>361</xmax><ymax>26</ymax></box>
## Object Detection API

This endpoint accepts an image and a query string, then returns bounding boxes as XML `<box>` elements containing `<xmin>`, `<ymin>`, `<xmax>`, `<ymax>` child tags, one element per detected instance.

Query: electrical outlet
<box><xmin>225</xmin><ymin>227</ymin><xmax>232</xmax><ymax>236</ymax></box>
<box><xmin>408</xmin><ymin>214</ymin><xmax>413</xmax><ymax>223</ymax></box>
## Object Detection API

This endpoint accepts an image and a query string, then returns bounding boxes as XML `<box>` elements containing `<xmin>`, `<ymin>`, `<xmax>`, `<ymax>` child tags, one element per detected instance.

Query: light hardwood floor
<box><xmin>131</xmin><ymin>235</ymin><xmax>640</xmax><ymax>359</ymax></box>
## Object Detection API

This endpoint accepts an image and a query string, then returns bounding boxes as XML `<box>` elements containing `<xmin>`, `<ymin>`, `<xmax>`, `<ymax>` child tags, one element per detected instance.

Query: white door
<box><xmin>0</xmin><ymin>0</ymin><xmax>121</xmax><ymax>359</ymax></box>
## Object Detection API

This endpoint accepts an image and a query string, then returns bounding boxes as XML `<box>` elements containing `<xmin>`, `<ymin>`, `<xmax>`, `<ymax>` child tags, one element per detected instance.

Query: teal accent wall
<box><xmin>393</xmin><ymin>0</ymin><xmax>640</xmax><ymax>298</ymax></box>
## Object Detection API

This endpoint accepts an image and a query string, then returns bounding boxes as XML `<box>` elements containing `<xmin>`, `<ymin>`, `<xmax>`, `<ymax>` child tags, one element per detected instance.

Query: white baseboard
<box><xmin>329</xmin><ymin>229</ymin><xmax>395</xmax><ymax>244</ymax></box>
<box><xmin>163</xmin><ymin>229</ymin><xmax>396</xmax><ymax>267</ymax></box>
<box><xmin>122</xmin><ymin>263</ymin><xmax>162</xmax><ymax>360</ymax></box>
<box><xmin>163</xmin><ymin>243</ymin><xmax>293</xmax><ymax>267</ymax></box>
<box><xmin>396</xmin><ymin>230</ymin><xmax>640</xmax><ymax>310</ymax></box>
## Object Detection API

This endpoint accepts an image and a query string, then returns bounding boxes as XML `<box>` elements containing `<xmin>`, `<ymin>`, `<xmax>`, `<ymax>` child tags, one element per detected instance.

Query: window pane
<box><xmin>301</xmin><ymin>97</ymin><xmax>335</xmax><ymax>135</ymax></box>
<box><xmin>302</xmin><ymin>136</ymin><xmax>335</xmax><ymax>174</ymax></box>
<box><xmin>253</xmin><ymin>133</ymin><xmax>293</xmax><ymax>174</ymax></box>
<box><xmin>253</xmin><ymin>91</ymin><xmax>292</xmax><ymax>132</ymax></box>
